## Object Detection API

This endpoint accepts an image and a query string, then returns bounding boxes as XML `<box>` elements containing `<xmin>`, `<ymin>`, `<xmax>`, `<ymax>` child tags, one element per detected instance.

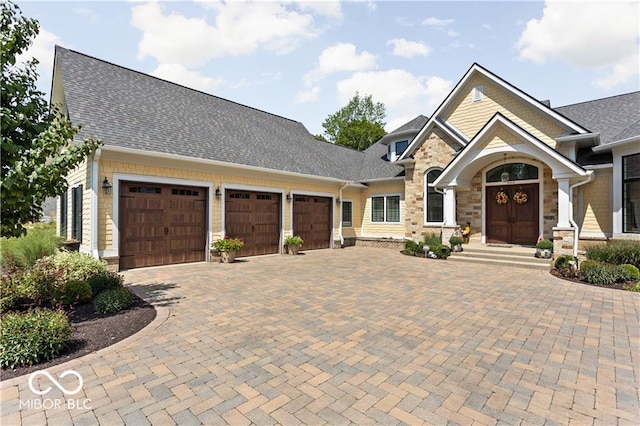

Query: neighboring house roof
<box><xmin>554</xmin><ymin>91</ymin><xmax>640</xmax><ymax>146</ymax></box>
<box><xmin>53</xmin><ymin>46</ymin><xmax>396</xmax><ymax>183</ymax></box>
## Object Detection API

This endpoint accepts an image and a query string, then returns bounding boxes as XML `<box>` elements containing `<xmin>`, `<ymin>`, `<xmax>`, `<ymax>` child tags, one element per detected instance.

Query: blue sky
<box><xmin>17</xmin><ymin>0</ymin><xmax>640</xmax><ymax>136</ymax></box>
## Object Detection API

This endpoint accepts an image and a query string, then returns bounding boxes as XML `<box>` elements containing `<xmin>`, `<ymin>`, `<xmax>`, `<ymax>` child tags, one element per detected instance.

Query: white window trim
<box><xmin>424</xmin><ymin>168</ymin><xmax>444</xmax><ymax>225</ymax></box>
<box><xmin>341</xmin><ymin>199</ymin><xmax>353</xmax><ymax>228</ymax></box>
<box><xmin>370</xmin><ymin>193</ymin><xmax>402</xmax><ymax>224</ymax></box>
<box><xmin>472</xmin><ymin>84</ymin><xmax>484</xmax><ymax>102</ymax></box>
<box><xmin>388</xmin><ymin>140</ymin><xmax>409</xmax><ymax>162</ymax></box>
<box><xmin>618</xmin><ymin>151</ymin><xmax>640</xmax><ymax>236</ymax></box>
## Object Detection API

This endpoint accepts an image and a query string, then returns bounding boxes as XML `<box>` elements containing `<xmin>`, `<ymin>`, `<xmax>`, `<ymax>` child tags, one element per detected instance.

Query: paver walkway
<box><xmin>1</xmin><ymin>247</ymin><xmax>639</xmax><ymax>425</ymax></box>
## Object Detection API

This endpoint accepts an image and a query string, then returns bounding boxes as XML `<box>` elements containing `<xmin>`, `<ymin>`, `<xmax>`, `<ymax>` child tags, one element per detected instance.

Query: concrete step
<box><xmin>448</xmin><ymin>244</ymin><xmax>552</xmax><ymax>270</ymax></box>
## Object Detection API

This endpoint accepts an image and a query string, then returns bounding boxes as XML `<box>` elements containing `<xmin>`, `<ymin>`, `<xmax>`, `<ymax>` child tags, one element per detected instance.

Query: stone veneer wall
<box><xmin>404</xmin><ymin>129</ymin><xmax>458</xmax><ymax>241</ymax></box>
<box><xmin>354</xmin><ymin>237</ymin><xmax>404</xmax><ymax>250</ymax></box>
<box><xmin>541</xmin><ymin>167</ymin><xmax>557</xmax><ymax>239</ymax></box>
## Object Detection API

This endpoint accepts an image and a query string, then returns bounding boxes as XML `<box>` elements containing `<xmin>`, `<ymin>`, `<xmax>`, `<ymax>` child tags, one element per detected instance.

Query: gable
<box><xmin>440</xmin><ymin>73</ymin><xmax>568</xmax><ymax>148</ymax></box>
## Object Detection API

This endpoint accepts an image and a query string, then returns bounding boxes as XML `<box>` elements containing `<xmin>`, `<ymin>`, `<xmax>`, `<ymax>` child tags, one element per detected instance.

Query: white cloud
<box><xmin>336</xmin><ymin>69</ymin><xmax>453</xmax><ymax>131</ymax></box>
<box><xmin>151</xmin><ymin>63</ymin><xmax>225</xmax><ymax>93</ymax></box>
<box><xmin>293</xmin><ymin>0</ymin><xmax>342</xmax><ymax>19</ymax></box>
<box><xmin>422</xmin><ymin>17</ymin><xmax>454</xmax><ymax>27</ymax></box>
<box><xmin>131</xmin><ymin>1</ymin><xmax>318</xmax><ymax>67</ymax></box>
<box><xmin>295</xmin><ymin>85</ymin><xmax>321</xmax><ymax>103</ymax></box>
<box><xmin>447</xmin><ymin>29</ymin><xmax>459</xmax><ymax>37</ymax></box>
<box><xmin>304</xmin><ymin>43</ymin><xmax>377</xmax><ymax>84</ymax></box>
<box><xmin>16</xmin><ymin>27</ymin><xmax>62</xmax><ymax>91</ymax></box>
<box><xmin>387</xmin><ymin>38</ymin><xmax>431</xmax><ymax>58</ymax></box>
<box><xmin>516</xmin><ymin>0</ymin><xmax>639</xmax><ymax>89</ymax></box>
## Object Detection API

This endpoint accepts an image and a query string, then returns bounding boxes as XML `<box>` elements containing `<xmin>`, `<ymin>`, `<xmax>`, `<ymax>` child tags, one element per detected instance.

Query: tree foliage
<box><xmin>319</xmin><ymin>92</ymin><xmax>386</xmax><ymax>151</ymax></box>
<box><xmin>1</xmin><ymin>1</ymin><xmax>101</xmax><ymax>237</ymax></box>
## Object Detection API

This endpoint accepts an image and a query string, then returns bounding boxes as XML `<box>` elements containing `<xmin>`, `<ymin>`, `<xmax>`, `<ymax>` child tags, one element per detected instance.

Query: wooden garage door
<box><xmin>225</xmin><ymin>190</ymin><xmax>281</xmax><ymax>257</ymax></box>
<box><xmin>293</xmin><ymin>196</ymin><xmax>332</xmax><ymax>250</ymax></box>
<box><xmin>119</xmin><ymin>182</ymin><xmax>207</xmax><ymax>269</ymax></box>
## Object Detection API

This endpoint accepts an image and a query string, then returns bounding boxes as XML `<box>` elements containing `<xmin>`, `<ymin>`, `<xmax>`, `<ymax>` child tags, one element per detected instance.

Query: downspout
<box><xmin>90</xmin><ymin>148</ymin><xmax>102</xmax><ymax>259</ymax></box>
<box><xmin>338</xmin><ymin>182</ymin><xmax>349</xmax><ymax>246</ymax></box>
<box><xmin>569</xmin><ymin>170</ymin><xmax>594</xmax><ymax>258</ymax></box>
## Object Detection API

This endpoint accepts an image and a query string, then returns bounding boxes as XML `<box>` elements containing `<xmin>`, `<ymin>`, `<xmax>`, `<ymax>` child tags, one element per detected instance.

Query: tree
<box><xmin>319</xmin><ymin>92</ymin><xmax>387</xmax><ymax>151</ymax></box>
<box><xmin>1</xmin><ymin>1</ymin><xmax>101</xmax><ymax>238</ymax></box>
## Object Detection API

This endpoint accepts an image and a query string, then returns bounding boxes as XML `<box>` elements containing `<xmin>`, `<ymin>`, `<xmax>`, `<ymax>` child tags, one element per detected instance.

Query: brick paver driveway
<box><xmin>2</xmin><ymin>247</ymin><xmax>639</xmax><ymax>425</ymax></box>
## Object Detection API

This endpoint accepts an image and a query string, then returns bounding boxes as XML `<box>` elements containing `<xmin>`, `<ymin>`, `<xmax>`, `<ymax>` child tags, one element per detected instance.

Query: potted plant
<box><xmin>284</xmin><ymin>235</ymin><xmax>304</xmax><ymax>255</ymax></box>
<box><xmin>535</xmin><ymin>239</ymin><xmax>554</xmax><ymax>259</ymax></box>
<box><xmin>62</xmin><ymin>237</ymin><xmax>80</xmax><ymax>252</ymax></box>
<box><xmin>211</xmin><ymin>236</ymin><xmax>244</xmax><ymax>263</ymax></box>
<box><xmin>449</xmin><ymin>235</ymin><xmax>464</xmax><ymax>252</ymax></box>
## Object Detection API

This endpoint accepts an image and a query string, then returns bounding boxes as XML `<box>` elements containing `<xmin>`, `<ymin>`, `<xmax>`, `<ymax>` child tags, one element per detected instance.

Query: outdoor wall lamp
<box><xmin>102</xmin><ymin>177</ymin><xmax>112</xmax><ymax>195</ymax></box>
<box><xmin>286</xmin><ymin>193</ymin><xmax>292</xmax><ymax>202</ymax></box>
<box><xmin>215</xmin><ymin>187</ymin><xmax>221</xmax><ymax>198</ymax></box>
<box><xmin>336</xmin><ymin>197</ymin><xmax>341</xmax><ymax>205</ymax></box>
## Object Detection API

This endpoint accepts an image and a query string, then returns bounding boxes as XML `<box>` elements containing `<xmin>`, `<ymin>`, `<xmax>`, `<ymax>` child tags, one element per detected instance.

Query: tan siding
<box><xmin>65</xmin><ymin>160</ymin><xmax>90</xmax><ymax>248</ymax></box>
<box><xmin>361</xmin><ymin>180</ymin><xmax>405</xmax><ymax>238</ymax></box>
<box><xmin>579</xmin><ymin>170</ymin><xmax>612</xmax><ymax>235</ymax></box>
<box><xmin>441</xmin><ymin>74</ymin><xmax>565</xmax><ymax>147</ymax></box>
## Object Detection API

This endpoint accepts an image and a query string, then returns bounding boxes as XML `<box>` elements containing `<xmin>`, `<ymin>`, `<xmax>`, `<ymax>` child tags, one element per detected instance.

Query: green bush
<box><xmin>617</xmin><ymin>264</ymin><xmax>640</xmax><ymax>282</ymax></box>
<box><xmin>0</xmin><ymin>309</ymin><xmax>72</xmax><ymax>368</ymax></box>
<box><xmin>94</xmin><ymin>287</ymin><xmax>134</xmax><ymax>314</ymax></box>
<box><xmin>536</xmin><ymin>239</ymin><xmax>554</xmax><ymax>250</ymax></box>
<box><xmin>580</xmin><ymin>260</ymin><xmax>619</xmax><ymax>286</ymax></box>
<box><xmin>404</xmin><ymin>240</ymin><xmax>421</xmax><ymax>256</ymax></box>
<box><xmin>422</xmin><ymin>233</ymin><xmax>442</xmax><ymax>247</ymax></box>
<box><xmin>87</xmin><ymin>271</ymin><xmax>124</xmax><ymax>296</ymax></box>
<box><xmin>19</xmin><ymin>257</ymin><xmax>66</xmax><ymax>305</ymax></box>
<box><xmin>52</xmin><ymin>280</ymin><xmax>92</xmax><ymax>306</ymax></box>
<box><xmin>623</xmin><ymin>282</ymin><xmax>640</xmax><ymax>292</ymax></box>
<box><xmin>53</xmin><ymin>251</ymin><xmax>108</xmax><ymax>282</ymax></box>
<box><xmin>0</xmin><ymin>224</ymin><xmax>63</xmax><ymax>269</ymax></box>
<box><xmin>585</xmin><ymin>241</ymin><xmax>640</xmax><ymax>268</ymax></box>
<box><xmin>554</xmin><ymin>254</ymin><xmax>575</xmax><ymax>269</ymax></box>
<box><xmin>435</xmin><ymin>245</ymin><xmax>451</xmax><ymax>259</ymax></box>
<box><xmin>0</xmin><ymin>270</ymin><xmax>22</xmax><ymax>313</ymax></box>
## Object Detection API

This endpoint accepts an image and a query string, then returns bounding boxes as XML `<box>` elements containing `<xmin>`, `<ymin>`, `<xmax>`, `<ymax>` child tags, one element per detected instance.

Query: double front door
<box><xmin>486</xmin><ymin>183</ymin><xmax>539</xmax><ymax>245</ymax></box>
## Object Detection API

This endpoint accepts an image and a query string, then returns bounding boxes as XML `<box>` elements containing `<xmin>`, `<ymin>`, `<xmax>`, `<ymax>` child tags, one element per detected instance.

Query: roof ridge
<box><xmin>555</xmin><ymin>90</ymin><xmax>640</xmax><ymax>109</ymax></box>
<box><xmin>55</xmin><ymin>45</ymin><xmax>303</xmax><ymax>126</ymax></box>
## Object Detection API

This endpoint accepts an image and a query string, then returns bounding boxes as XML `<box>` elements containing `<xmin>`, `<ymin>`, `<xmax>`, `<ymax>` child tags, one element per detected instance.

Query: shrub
<box><xmin>52</xmin><ymin>280</ymin><xmax>92</xmax><ymax>306</ymax></box>
<box><xmin>554</xmin><ymin>254</ymin><xmax>574</xmax><ymax>269</ymax></box>
<box><xmin>623</xmin><ymin>282</ymin><xmax>640</xmax><ymax>292</ymax></box>
<box><xmin>0</xmin><ymin>309</ymin><xmax>72</xmax><ymax>368</ymax></box>
<box><xmin>404</xmin><ymin>240</ymin><xmax>421</xmax><ymax>256</ymax></box>
<box><xmin>422</xmin><ymin>233</ymin><xmax>442</xmax><ymax>248</ymax></box>
<box><xmin>94</xmin><ymin>287</ymin><xmax>134</xmax><ymax>314</ymax></box>
<box><xmin>585</xmin><ymin>241</ymin><xmax>640</xmax><ymax>268</ymax></box>
<box><xmin>617</xmin><ymin>264</ymin><xmax>640</xmax><ymax>282</ymax></box>
<box><xmin>436</xmin><ymin>245</ymin><xmax>451</xmax><ymax>259</ymax></box>
<box><xmin>580</xmin><ymin>260</ymin><xmax>619</xmax><ymax>286</ymax></box>
<box><xmin>0</xmin><ymin>270</ymin><xmax>23</xmax><ymax>313</ymax></box>
<box><xmin>53</xmin><ymin>251</ymin><xmax>108</xmax><ymax>282</ymax></box>
<box><xmin>0</xmin><ymin>224</ymin><xmax>63</xmax><ymax>269</ymax></box>
<box><xmin>87</xmin><ymin>271</ymin><xmax>124</xmax><ymax>296</ymax></box>
<box><xmin>284</xmin><ymin>235</ymin><xmax>304</xmax><ymax>246</ymax></box>
<box><xmin>536</xmin><ymin>239</ymin><xmax>554</xmax><ymax>250</ymax></box>
<box><xmin>449</xmin><ymin>236</ymin><xmax>463</xmax><ymax>245</ymax></box>
<box><xmin>19</xmin><ymin>256</ymin><xmax>66</xmax><ymax>305</ymax></box>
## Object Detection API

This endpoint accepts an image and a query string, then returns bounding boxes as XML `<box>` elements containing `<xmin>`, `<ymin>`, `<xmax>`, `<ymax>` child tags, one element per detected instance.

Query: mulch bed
<box><xmin>550</xmin><ymin>269</ymin><xmax>627</xmax><ymax>290</ymax></box>
<box><xmin>0</xmin><ymin>295</ymin><xmax>156</xmax><ymax>382</ymax></box>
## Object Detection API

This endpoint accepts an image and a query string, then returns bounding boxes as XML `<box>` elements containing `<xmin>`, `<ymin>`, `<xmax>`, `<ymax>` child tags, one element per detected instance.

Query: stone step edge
<box><xmin>448</xmin><ymin>255</ymin><xmax>551</xmax><ymax>270</ymax></box>
<box><xmin>452</xmin><ymin>250</ymin><xmax>550</xmax><ymax>263</ymax></box>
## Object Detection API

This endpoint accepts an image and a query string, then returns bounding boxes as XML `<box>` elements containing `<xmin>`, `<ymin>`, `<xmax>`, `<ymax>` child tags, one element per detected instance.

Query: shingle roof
<box><xmin>388</xmin><ymin>115</ymin><xmax>428</xmax><ymax>134</ymax></box>
<box><xmin>55</xmin><ymin>46</ymin><xmax>374</xmax><ymax>182</ymax></box>
<box><xmin>554</xmin><ymin>91</ymin><xmax>640</xmax><ymax>145</ymax></box>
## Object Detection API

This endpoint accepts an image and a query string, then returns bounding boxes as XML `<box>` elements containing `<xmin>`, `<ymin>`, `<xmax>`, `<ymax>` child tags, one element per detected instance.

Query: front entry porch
<box><xmin>486</xmin><ymin>183</ymin><xmax>540</xmax><ymax>245</ymax></box>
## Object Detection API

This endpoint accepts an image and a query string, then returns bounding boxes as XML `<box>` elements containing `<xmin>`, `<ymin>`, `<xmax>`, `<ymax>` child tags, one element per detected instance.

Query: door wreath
<box><xmin>495</xmin><ymin>189</ymin><xmax>508</xmax><ymax>204</ymax></box>
<box><xmin>513</xmin><ymin>190</ymin><xmax>528</xmax><ymax>204</ymax></box>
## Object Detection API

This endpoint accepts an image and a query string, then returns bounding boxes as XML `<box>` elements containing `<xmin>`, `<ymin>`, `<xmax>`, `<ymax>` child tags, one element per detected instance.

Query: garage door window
<box><xmin>371</xmin><ymin>195</ymin><xmax>400</xmax><ymax>223</ymax></box>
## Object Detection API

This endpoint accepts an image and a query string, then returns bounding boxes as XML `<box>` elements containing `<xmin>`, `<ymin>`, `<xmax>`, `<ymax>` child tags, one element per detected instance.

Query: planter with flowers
<box><xmin>449</xmin><ymin>235</ymin><xmax>464</xmax><ymax>252</ymax></box>
<box><xmin>535</xmin><ymin>239</ymin><xmax>554</xmax><ymax>259</ymax></box>
<box><xmin>211</xmin><ymin>236</ymin><xmax>244</xmax><ymax>263</ymax></box>
<box><xmin>284</xmin><ymin>235</ymin><xmax>304</xmax><ymax>255</ymax></box>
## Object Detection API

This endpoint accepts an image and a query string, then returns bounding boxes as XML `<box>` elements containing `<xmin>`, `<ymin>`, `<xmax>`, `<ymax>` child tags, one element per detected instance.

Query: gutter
<box><xmin>338</xmin><ymin>182</ymin><xmax>350</xmax><ymax>246</ymax></box>
<box><xmin>592</xmin><ymin>136</ymin><xmax>640</xmax><ymax>152</ymax></box>
<box><xmin>569</xmin><ymin>170</ymin><xmax>594</xmax><ymax>258</ymax></box>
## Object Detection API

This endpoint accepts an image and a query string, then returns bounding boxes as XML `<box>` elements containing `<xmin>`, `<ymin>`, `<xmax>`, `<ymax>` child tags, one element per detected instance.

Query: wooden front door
<box><xmin>120</xmin><ymin>182</ymin><xmax>207</xmax><ymax>269</ymax></box>
<box><xmin>225</xmin><ymin>190</ymin><xmax>281</xmax><ymax>257</ymax></box>
<box><xmin>486</xmin><ymin>183</ymin><xmax>539</xmax><ymax>245</ymax></box>
<box><xmin>293</xmin><ymin>196</ymin><xmax>332</xmax><ymax>250</ymax></box>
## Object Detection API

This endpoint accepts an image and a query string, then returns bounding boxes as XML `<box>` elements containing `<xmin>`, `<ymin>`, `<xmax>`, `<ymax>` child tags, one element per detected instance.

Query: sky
<box><xmin>15</xmin><ymin>0</ymin><xmax>640</xmax><ymax>136</ymax></box>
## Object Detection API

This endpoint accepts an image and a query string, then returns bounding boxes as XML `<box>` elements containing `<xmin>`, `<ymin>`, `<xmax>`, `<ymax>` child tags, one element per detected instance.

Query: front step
<box><xmin>448</xmin><ymin>244</ymin><xmax>552</xmax><ymax>270</ymax></box>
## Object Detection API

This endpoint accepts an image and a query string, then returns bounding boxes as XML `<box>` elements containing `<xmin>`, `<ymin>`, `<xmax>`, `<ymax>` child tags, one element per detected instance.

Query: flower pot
<box><xmin>221</xmin><ymin>251</ymin><xmax>236</xmax><ymax>263</ymax></box>
<box><xmin>536</xmin><ymin>248</ymin><xmax>552</xmax><ymax>259</ymax></box>
<box><xmin>63</xmin><ymin>241</ymin><xmax>80</xmax><ymax>252</ymax></box>
<box><xmin>451</xmin><ymin>243</ymin><xmax>463</xmax><ymax>252</ymax></box>
<box><xmin>287</xmin><ymin>245</ymin><xmax>300</xmax><ymax>255</ymax></box>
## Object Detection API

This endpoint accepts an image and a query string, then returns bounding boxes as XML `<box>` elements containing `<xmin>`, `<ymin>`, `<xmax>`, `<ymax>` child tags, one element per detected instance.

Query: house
<box><xmin>52</xmin><ymin>46</ymin><xmax>639</xmax><ymax>270</ymax></box>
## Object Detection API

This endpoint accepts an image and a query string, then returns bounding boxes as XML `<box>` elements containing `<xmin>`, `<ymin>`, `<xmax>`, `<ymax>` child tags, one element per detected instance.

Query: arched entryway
<box><xmin>485</xmin><ymin>162</ymin><xmax>540</xmax><ymax>245</ymax></box>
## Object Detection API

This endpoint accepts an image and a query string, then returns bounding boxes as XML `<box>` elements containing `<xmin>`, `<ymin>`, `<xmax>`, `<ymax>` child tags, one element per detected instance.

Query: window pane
<box><xmin>623</xmin><ymin>153</ymin><xmax>640</xmax><ymax>180</ymax></box>
<box><xmin>426</xmin><ymin>169</ymin><xmax>444</xmax><ymax>222</ymax></box>
<box><xmin>342</xmin><ymin>201</ymin><xmax>353</xmax><ymax>227</ymax></box>
<box><xmin>72</xmin><ymin>185</ymin><xmax>83</xmax><ymax>242</ymax></box>
<box><xmin>396</xmin><ymin>140</ymin><xmax>409</xmax><ymax>156</ymax></box>
<box><xmin>386</xmin><ymin>196</ymin><xmax>400</xmax><ymax>222</ymax></box>
<box><xmin>486</xmin><ymin>163</ymin><xmax>538</xmax><ymax>182</ymax></box>
<box><xmin>623</xmin><ymin>154</ymin><xmax>640</xmax><ymax>233</ymax></box>
<box><xmin>60</xmin><ymin>192</ymin><xmax>68</xmax><ymax>238</ymax></box>
<box><xmin>371</xmin><ymin>197</ymin><xmax>385</xmax><ymax>222</ymax></box>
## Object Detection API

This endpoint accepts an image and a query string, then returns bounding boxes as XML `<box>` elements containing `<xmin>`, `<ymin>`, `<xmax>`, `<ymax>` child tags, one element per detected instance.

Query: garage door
<box><xmin>225</xmin><ymin>190</ymin><xmax>281</xmax><ymax>257</ymax></box>
<box><xmin>293</xmin><ymin>196</ymin><xmax>332</xmax><ymax>250</ymax></box>
<box><xmin>119</xmin><ymin>182</ymin><xmax>207</xmax><ymax>269</ymax></box>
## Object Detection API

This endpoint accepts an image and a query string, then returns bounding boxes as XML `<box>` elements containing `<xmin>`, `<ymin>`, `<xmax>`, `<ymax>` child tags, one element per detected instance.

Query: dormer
<box><xmin>378</xmin><ymin>115</ymin><xmax>429</xmax><ymax>162</ymax></box>
<box><xmin>385</xmin><ymin>139</ymin><xmax>409</xmax><ymax>162</ymax></box>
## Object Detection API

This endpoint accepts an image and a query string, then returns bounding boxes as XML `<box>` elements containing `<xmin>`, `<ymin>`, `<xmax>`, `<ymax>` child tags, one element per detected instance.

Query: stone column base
<box><xmin>552</xmin><ymin>227</ymin><xmax>575</xmax><ymax>257</ymax></box>
<box><xmin>441</xmin><ymin>225</ymin><xmax>459</xmax><ymax>245</ymax></box>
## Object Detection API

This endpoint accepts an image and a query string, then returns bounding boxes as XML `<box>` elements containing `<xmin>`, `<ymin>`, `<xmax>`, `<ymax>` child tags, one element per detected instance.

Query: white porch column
<box><xmin>557</xmin><ymin>178</ymin><xmax>572</xmax><ymax>228</ymax></box>
<box><xmin>444</xmin><ymin>186</ymin><xmax>457</xmax><ymax>226</ymax></box>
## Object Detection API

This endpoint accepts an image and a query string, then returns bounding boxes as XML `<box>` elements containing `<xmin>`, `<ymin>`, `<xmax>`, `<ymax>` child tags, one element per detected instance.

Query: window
<box><xmin>71</xmin><ymin>185</ymin><xmax>83</xmax><ymax>242</ymax></box>
<box><xmin>486</xmin><ymin>163</ymin><xmax>538</xmax><ymax>182</ymax></box>
<box><xmin>342</xmin><ymin>201</ymin><xmax>353</xmax><ymax>227</ymax></box>
<box><xmin>425</xmin><ymin>169</ymin><xmax>443</xmax><ymax>223</ymax></box>
<box><xmin>395</xmin><ymin>140</ymin><xmax>408</xmax><ymax>157</ymax></box>
<box><xmin>472</xmin><ymin>85</ymin><xmax>484</xmax><ymax>102</ymax></box>
<box><xmin>59</xmin><ymin>191</ymin><xmax>68</xmax><ymax>238</ymax></box>
<box><xmin>623</xmin><ymin>153</ymin><xmax>640</xmax><ymax>233</ymax></box>
<box><xmin>388</xmin><ymin>140</ymin><xmax>409</xmax><ymax>162</ymax></box>
<box><xmin>371</xmin><ymin>195</ymin><xmax>400</xmax><ymax>223</ymax></box>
